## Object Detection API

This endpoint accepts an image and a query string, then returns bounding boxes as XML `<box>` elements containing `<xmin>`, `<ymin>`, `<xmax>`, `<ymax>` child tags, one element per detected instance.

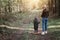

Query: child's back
<box><xmin>33</xmin><ymin>17</ymin><xmax>40</xmax><ymax>32</ymax></box>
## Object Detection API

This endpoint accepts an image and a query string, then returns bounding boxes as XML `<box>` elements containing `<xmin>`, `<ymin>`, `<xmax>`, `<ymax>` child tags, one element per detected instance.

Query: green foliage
<box><xmin>0</xmin><ymin>0</ymin><xmax>16</xmax><ymax>25</ymax></box>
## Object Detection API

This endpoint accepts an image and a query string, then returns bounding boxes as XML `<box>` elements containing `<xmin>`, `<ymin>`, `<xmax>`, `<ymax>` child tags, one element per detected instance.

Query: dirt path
<box><xmin>0</xmin><ymin>25</ymin><xmax>57</xmax><ymax>40</ymax></box>
<box><xmin>0</xmin><ymin>29</ymin><xmax>56</xmax><ymax>40</ymax></box>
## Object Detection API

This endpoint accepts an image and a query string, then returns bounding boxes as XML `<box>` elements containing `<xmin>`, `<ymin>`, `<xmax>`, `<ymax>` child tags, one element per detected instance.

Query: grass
<box><xmin>48</xmin><ymin>18</ymin><xmax>60</xmax><ymax>26</ymax></box>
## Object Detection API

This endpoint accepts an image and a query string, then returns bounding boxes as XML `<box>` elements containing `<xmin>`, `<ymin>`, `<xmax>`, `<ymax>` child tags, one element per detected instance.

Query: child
<box><xmin>33</xmin><ymin>17</ymin><xmax>40</xmax><ymax>33</ymax></box>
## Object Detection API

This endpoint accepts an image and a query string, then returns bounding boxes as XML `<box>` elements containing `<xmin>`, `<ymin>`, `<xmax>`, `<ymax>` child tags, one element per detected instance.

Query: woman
<box><xmin>41</xmin><ymin>6</ymin><xmax>49</xmax><ymax>35</ymax></box>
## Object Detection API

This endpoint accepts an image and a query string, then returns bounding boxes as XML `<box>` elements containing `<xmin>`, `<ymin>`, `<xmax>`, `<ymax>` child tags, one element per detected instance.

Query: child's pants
<box><xmin>34</xmin><ymin>24</ymin><xmax>38</xmax><ymax>32</ymax></box>
<box><xmin>42</xmin><ymin>18</ymin><xmax>48</xmax><ymax>32</ymax></box>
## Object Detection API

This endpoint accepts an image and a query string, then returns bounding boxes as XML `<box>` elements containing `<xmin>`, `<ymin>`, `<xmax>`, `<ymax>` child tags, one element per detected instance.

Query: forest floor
<box><xmin>0</xmin><ymin>26</ymin><xmax>60</xmax><ymax>40</ymax></box>
<box><xmin>0</xmin><ymin>18</ymin><xmax>60</xmax><ymax>40</ymax></box>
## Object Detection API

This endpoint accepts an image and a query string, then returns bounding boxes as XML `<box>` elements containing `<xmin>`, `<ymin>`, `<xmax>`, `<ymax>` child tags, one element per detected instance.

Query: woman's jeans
<box><xmin>42</xmin><ymin>18</ymin><xmax>48</xmax><ymax>32</ymax></box>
